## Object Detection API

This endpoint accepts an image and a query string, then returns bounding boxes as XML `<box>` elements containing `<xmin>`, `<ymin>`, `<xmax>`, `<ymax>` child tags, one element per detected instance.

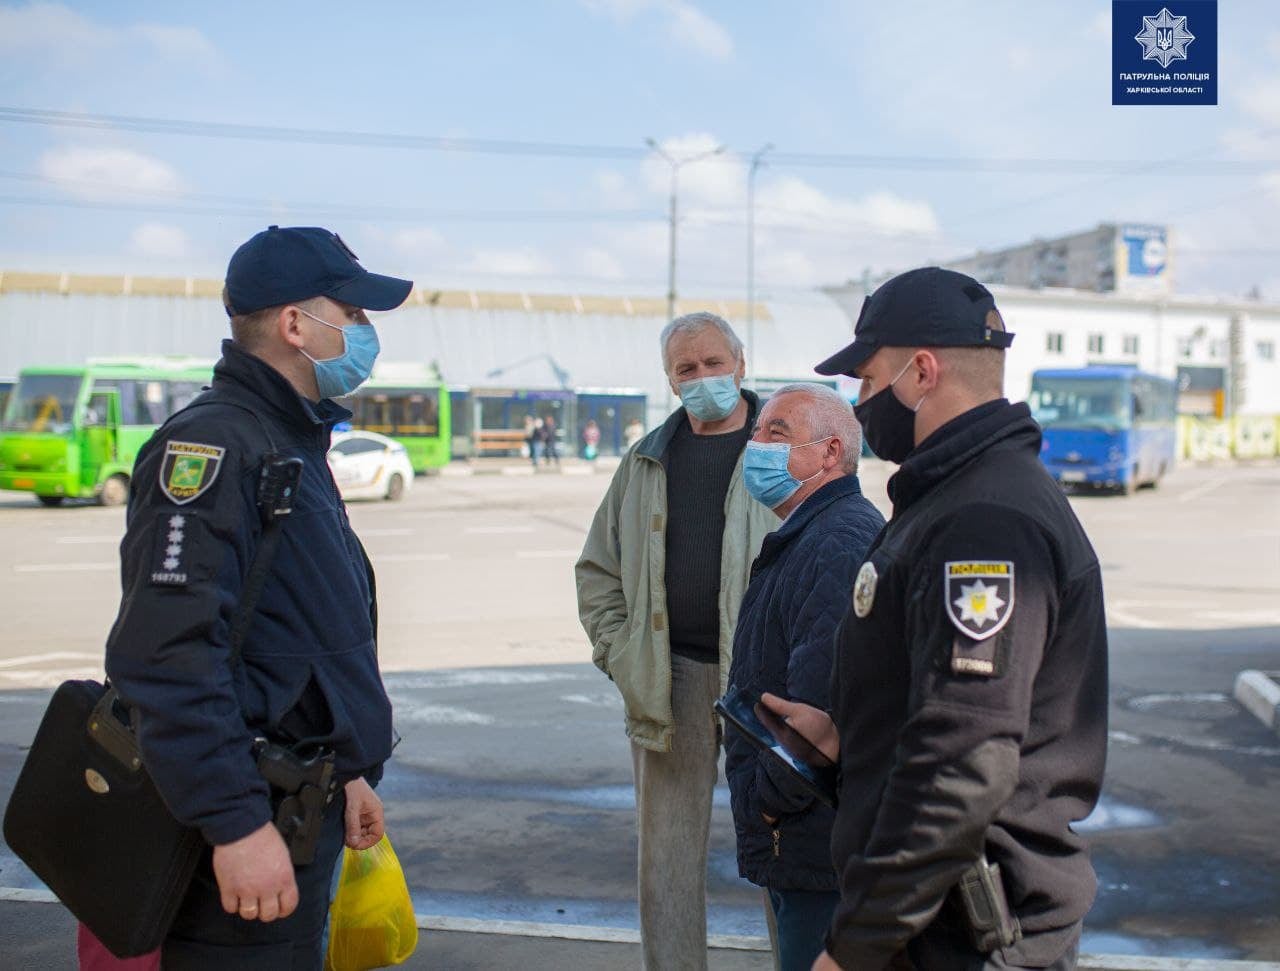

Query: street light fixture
<box><xmin>645</xmin><ymin>138</ymin><xmax>726</xmax><ymax>328</ymax></box>
<box><xmin>646</xmin><ymin>138</ymin><xmax>726</xmax><ymax>411</ymax></box>
<box><xmin>746</xmin><ymin>143</ymin><xmax>773</xmax><ymax>392</ymax></box>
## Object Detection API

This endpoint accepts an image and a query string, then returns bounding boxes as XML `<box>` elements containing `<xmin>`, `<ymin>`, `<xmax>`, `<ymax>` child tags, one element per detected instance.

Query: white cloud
<box><xmin>757</xmin><ymin>176</ymin><xmax>941</xmax><ymax>239</ymax></box>
<box><xmin>129</xmin><ymin>222</ymin><xmax>190</xmax><ymax>260</ymax></box>
<box><xmin>579</xmin><ymin>247</ymin><xmax>626</xmax><ymax>280</ymax></box>
<box><xmin>0</xmin><ymin>2</ymin><xmax>221</xmax><ymax>71</ymax></box>
<box><xmin>1089</xmin><ymin>9</ymin><xmax>1111</xmax><ymax>42</ymax></box>
<box><xmin>40</xmin><ymin>146</ymin><xmax>183</xmax><ymax>200</ymax></box>
<box><xmin>666</xmin><ymin>3</ymin><xmax>733</xmax><ymax>61</ymax></box>
<box><xmin>642</xmin><ymin>132</ymin><xmax>742</xmax><ymax>207</ymax></box>
<box><xmin>464</xmin><ymin>247</ymin><xmax>555</xmax><ymax>277</ymax></box>
<box><xmin>1260</xmin><ymin>171</ymin><xmax>1280</xmax><ymax>207</ymax></box>
<box><xmin>389</xmin><ymin>227</ymin><xmax>448</xmax><ymax>261</ymax></box>
<box><xmin>1237</xmin><ymin>77</ymin><xmax>1280</xmax><ymax>127</ymax></box>
<box><xmin>580</xmin><ymin>0</ymin><xmax>732</xmax><ymax>61</ymax></box>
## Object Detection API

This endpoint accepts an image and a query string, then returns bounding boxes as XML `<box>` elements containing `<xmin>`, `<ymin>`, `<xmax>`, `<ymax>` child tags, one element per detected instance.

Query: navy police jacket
<box><xmin>824</xmin><ymin>401</ymin><xmax>1108</xmax><ymax>970</ymax></box>
<box><xmin>724</xmin><ymin>474</ymin><xmax>884</xmax><ymax>891</ymax></box>
<box><xmin>105</xmin><ymin>340</ymin><xmax>393</xmax><ymax>847</ymax></box>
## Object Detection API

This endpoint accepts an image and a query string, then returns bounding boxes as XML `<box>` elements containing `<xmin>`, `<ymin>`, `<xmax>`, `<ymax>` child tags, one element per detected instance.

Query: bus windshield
<box><xmin>1029</xmin><ymin>378</ymin><xmax>1131</xmax><ymax>431</ymax></box>
<box><xmin>1</xmin><ymin>374</ymin><xmax>82</xmax><ymax>434</ymax></box>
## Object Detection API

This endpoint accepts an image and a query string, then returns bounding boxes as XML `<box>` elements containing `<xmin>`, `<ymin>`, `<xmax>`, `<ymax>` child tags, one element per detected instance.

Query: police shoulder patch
<box><xmin>159</xmin><ymin>440</ymin><xmax>225</xmax><ymax>505</ymax></box>
<box><xmin>944</xmin><ymin>560</ymin><xmax>1015</xmax><ymax>641</ymax></box>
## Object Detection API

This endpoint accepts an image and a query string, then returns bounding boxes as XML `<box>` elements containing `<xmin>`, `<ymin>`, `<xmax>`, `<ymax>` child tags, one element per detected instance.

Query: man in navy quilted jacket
<box><xmin>724</xmin><ymin>383</ymin><xmax>885</xmax><ymax>971</ymax></box>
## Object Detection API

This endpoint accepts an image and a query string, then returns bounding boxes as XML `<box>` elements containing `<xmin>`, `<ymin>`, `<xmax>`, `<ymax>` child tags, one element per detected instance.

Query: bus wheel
<box><xmin>100</xmin><ymin>474</ymin><xmax>130</xmax><ymax>507</ymax></box>
<box><xmin>37</xmin><ymin>495</ymin><xmax>64</xmax><ymax>507</ymax></box>
<box><xmin>385</xmin><ymin>473</ymin><xmax>405</xmax><ymax>501</ymax></box>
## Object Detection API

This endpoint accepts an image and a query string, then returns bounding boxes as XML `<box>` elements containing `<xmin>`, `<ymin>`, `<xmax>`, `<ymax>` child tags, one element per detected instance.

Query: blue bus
<box><xmin>1029</xmin><ymin>366</ymin><xmax>1177</xmax><ymax>494</ymax></box>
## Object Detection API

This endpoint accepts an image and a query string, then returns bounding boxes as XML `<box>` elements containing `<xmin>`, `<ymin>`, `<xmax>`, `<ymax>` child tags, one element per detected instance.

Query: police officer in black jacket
<box><xmin>762</xmin><ymin>267</ymin><xmax>1108</xmax><ymax>971</ymax></box>
<box><xmin>105</xmin><ymin>226</ymin><xmax>412</xmax><ymax>968</ymax></box>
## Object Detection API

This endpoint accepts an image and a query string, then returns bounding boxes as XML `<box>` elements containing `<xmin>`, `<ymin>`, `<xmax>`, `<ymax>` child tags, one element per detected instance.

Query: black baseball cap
<box><xmin>223</xmin><ymin>225</ymin><xmax>413</xmax><ymax>317</ymax></box>
<box><xmin>815</xmin><ymin>266</ymin><xmax>1014</xmax><ymax>377</ymax></box>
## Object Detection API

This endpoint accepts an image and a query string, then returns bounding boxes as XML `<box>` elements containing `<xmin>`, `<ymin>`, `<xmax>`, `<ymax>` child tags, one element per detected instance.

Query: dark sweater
<box><xmin>662</xmin><ymin>416</ymin><xmax>751</xmax><ymax>663</ymax></box>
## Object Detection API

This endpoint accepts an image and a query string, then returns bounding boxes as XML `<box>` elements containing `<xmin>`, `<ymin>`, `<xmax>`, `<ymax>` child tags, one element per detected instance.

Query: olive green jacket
<box><xmin>575</xmin><ymin>392</ymin><xmax>775</xmax><ymax>752</ymax></box>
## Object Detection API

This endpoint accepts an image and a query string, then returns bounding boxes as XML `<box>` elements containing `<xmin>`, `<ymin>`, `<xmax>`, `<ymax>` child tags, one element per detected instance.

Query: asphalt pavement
<box><xmin>0</xmin><ymin>460</ymin><xmax>1278</xmax><ymax>966</ymax></box>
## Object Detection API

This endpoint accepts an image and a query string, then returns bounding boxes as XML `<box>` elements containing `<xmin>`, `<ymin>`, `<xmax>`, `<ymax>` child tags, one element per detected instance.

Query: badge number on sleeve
<box><xmin>159</xmin><ymin>441</ymin><xmax>224</xmax><ymax>505</ymax></box>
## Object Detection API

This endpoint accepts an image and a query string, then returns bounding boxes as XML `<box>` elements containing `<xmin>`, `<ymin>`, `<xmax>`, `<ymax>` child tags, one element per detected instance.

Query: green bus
<box><xmin>345</xmin><ymin>365</ymin><xmax>451</xmax><ymax>473</ymax></box>
<box><xmin>0</xmin><ymin>358</ymin><xmax>213</xmax><ymax>506</ymax></box>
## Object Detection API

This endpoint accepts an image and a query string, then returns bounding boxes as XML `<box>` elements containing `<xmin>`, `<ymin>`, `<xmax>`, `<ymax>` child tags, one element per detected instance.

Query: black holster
<box><xmin>955</xmin><ymin>855</ymin><xmax>1022</xmax><ymax>953</ymax></box>
<box><xmin>253</xmin><ymin>738</ymin><xmax>336</xmax><ymax>866</ymax></box>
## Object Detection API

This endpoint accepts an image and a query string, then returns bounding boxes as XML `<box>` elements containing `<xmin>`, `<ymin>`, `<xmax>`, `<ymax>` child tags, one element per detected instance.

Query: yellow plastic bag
<box><xmin>324</xmin><ymin>836</ymin><xmax>419</xmax><ymax>971</ymax></box>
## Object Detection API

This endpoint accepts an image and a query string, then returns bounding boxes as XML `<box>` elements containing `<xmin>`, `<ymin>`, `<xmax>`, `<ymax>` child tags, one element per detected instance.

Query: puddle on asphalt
<box><xmin>1081</xmin><ymin>930</ymin><xmax>1240</xmax><ymax>960</ymax></box>
<box><xmin>1076</xmin><ymin>795</ymin><xmax>1161</xmax><ymax>833</ymax></box>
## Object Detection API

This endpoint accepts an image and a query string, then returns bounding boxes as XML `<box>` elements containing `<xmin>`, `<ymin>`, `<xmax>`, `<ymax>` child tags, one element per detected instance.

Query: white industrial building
<box><xmin>3</xmin><ymin>266</ymin><xmax>1278</xmax><ymax>454</ymax></box>
<box><xmin>823</xmin><ymin>283</ymin><xmax>1280</xmax><ymax>418</ymax></box>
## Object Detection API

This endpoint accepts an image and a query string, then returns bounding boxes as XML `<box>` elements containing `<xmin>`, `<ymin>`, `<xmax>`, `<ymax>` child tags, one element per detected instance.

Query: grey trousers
<box><xmin>630</xmin><ymin>653</ymin><xmax>722</xmax><ymax>971</ymax></box>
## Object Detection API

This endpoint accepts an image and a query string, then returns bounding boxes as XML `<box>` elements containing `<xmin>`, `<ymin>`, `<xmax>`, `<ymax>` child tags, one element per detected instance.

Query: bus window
<box><xmin>2</xmin><ymin>374</ymin><xmax>81</xmax><ymax>434</ymax></box>
<box><xmin>169</xmin><ymin>381</ymin><xmax>204</xmax><ymax>412</ymax></box>
<box><xmin>1029</xmin><ymin>379</ymin><xmax>1130</xmax><ymax>431</ymax></box>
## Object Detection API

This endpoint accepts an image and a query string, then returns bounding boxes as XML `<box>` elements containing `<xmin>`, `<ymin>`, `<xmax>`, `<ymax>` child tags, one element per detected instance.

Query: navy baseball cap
<box><xmin>223</xmin><ymin>225</ymin><xmax>413</xmax><ymax>316</ymax></box>
<box><xmin>815</xmin><ymin>267</ymin><xmax>1014</xmax><ymax>377</ymax></box>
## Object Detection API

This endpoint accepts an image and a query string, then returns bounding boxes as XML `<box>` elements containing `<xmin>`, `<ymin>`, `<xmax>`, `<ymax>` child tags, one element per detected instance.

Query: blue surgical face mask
<box><xmin>742</xmin><ymin>437</ymin><xmax>832</xmax><ymax>509</ymax></box>
<box><xmin>678</xmin><ymin>373</ymin><xmax>740</xmax><ymax>422</ymax></box>
<box><xmin>297</xmin><ymin>307</ymin><xmax>380</xmax><ymax>399</ymax></box>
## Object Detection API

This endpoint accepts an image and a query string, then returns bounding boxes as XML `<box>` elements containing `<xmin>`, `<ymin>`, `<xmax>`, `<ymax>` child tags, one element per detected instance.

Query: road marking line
<box><xmin>466</xmin><ymin>526</ymin><xmax>536</xmax><ymax>534</ymax></box>
<box><xmin>372</xmin><ymin>553</ymin><xmax>451</xmax><ymax>562</ymax></box>
<box><xmin>516</xmin><ymin>550</ymin><xmax>579</xmax><ymax>559</ymax></box>
<box><xmin>357</xmin><ymin>528</ymin><xmax>415</xmax><ymax>537</ymax></box>
<box><xmin>54</xmin><ymin>536</ymin><xmax>119</xmax><ymax>545</ymax></box>
<box><xmin>1176</xmin><ymin>475</ymin><xmax>1230</xmax><ymax>504</ymax></box>
<box><xmin>14</xmin><ymin>562</ymin><xmax>116</xmax><ymax>573</ymax></box>
<box><xmin>1105</xmin><ymin>602</ymin><xmax>1160</xmax><ymax>629</ymax></box>
<box><xmin>0</xmin><ymin>651</ymin><xmax>101</xmax><ymax>669</ymax></box>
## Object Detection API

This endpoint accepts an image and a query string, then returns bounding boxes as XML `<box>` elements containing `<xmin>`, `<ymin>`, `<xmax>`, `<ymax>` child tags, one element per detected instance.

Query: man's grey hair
<box><xmin>659</xmin><ymin>311</ymin><xmax>745</xmax><ymax>373</ymax></box>
<box><xmin>770</xmin><ymin>382</ymin><xmax>862</xmax><ymax>474</ymax></box>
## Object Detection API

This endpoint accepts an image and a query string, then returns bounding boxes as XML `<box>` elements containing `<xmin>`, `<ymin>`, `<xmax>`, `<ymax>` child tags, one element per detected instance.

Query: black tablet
<box><xmin>715</xmin><ymin>687</ymin><xmax>838</xmax><ymax>809</ymax></box>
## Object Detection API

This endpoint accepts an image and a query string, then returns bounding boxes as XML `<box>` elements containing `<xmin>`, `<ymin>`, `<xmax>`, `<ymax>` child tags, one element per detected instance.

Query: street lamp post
<box><xmin>746</xmin><ymin>143</ymin><xmax>773</xmax><ymax>391</ymax></box>
<box><xmin>645</xmin><ymin>138</ymin><xmax>726</xmax><ymax>410</ymax></box>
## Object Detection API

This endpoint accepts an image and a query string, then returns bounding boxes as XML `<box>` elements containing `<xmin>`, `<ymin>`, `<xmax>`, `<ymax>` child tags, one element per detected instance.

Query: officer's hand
<box><xmin>811</xmin><ymin>950</ymin><xmax>844</xmax><ymax>970</ymax></box>
<box><xmin>212</xmin><ymin>822</ymin><xmax>298</xmax><ymax>923</ymax></box>
<box><xmin>344</xmin><ymin>777</ymin><xmax>385</xmax><ymax>850</ymax></box>
<box><xmin>760</xmin><ymin>692</ymin><xmax>840</xmax><ymax>763</ymax></box>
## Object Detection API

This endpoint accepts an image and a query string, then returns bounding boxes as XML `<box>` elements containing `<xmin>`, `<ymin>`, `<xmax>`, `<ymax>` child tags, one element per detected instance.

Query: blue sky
<box><xmin>0</xmin><ymin>0</ymin><xmax>1276</xmax><ymax>299</ymax></box>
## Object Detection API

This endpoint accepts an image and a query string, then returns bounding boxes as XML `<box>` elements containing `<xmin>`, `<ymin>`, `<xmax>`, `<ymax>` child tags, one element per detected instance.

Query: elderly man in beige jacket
<box><xmin>576</xmin><ymin>311</ymin><xmax>775</xmax><ymax>970</ymax></box>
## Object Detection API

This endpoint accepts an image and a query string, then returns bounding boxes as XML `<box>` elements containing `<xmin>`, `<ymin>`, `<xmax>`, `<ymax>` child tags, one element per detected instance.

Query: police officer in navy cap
<box><xmin>760</xmin><ymin>267</ymin><xmax>1109</xmax><ymax>970</ymax></box>
<box><xmin>105</xmin><ymin>226</ymin><xmax>413</xmax><ymax>967</ymax></box>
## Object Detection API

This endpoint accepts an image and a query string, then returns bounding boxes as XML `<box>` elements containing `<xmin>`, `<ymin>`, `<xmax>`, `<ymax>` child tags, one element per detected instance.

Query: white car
<box><xmin>327</xmin><ymin>430</ymin><xmax>415</xmax><ymax>501</ymax></box>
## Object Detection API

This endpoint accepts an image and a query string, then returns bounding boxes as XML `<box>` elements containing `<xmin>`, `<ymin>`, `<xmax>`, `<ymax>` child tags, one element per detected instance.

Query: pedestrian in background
<box><xmin>765</xmin><ymin>267</ymin><xmax>1108</xmax><ymax>971</ymax></box>
<box><xmin>576</xmin><ymin>311</ymin><xmax>775</xmax><ymax>971</ymax></box>
<box><xmin>524</xmin><ymin>414</ymin><xmax>540</xmax><ymax>467</ymax></box>
<box><xmin>725</xmin><ymin>383</ymin><xmax>884</xmax><ymax>971</ymax></box>
<box><xmin>582</xmin><ymin>418</ymin><xmax>601</xmax><ymax>461</ymax></box>
<box><xmin>542</xmin><ymin>414</ymin><xmax>561</xmax><ymax>466</ymax></box>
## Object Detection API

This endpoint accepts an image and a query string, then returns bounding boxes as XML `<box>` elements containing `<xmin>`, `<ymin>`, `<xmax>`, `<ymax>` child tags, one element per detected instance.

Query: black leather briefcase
<box><xmin>3</xmin><ymin>679</ymin><xmax>205</xmax><ymax>957</ymax></box>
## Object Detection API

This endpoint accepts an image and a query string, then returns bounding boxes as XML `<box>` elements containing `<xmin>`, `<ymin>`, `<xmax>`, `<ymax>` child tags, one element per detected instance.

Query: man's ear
<box><xmin>278</xmin><ymin>306</ymin><xmax>305</xmax><ymax>349</ymax></box>
<box><xmin>913</xmin><ymin>349</ymin><xmax>942</xmax><ymax>394</ymax></box>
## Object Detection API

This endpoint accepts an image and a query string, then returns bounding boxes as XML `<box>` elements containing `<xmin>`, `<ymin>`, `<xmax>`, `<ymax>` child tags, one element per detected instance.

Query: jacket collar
<box><xmin>887</xmin><ymin>399</ymin><xmax>1039</xmax><ymax>515</ymax></box>
<box><xmin>636</xmin><ymin>388</ymin><xmax>761</xmax><ymax>461</ymax></box>
<box><xmin>211</xmin><ymin>339</ymin><xmax>351</xmax><ymax>437</ymax></box>
<box><xmin>754</xmin><ymin>474</ymin><xmax>865</xmax><ymax>571</ymax></box>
